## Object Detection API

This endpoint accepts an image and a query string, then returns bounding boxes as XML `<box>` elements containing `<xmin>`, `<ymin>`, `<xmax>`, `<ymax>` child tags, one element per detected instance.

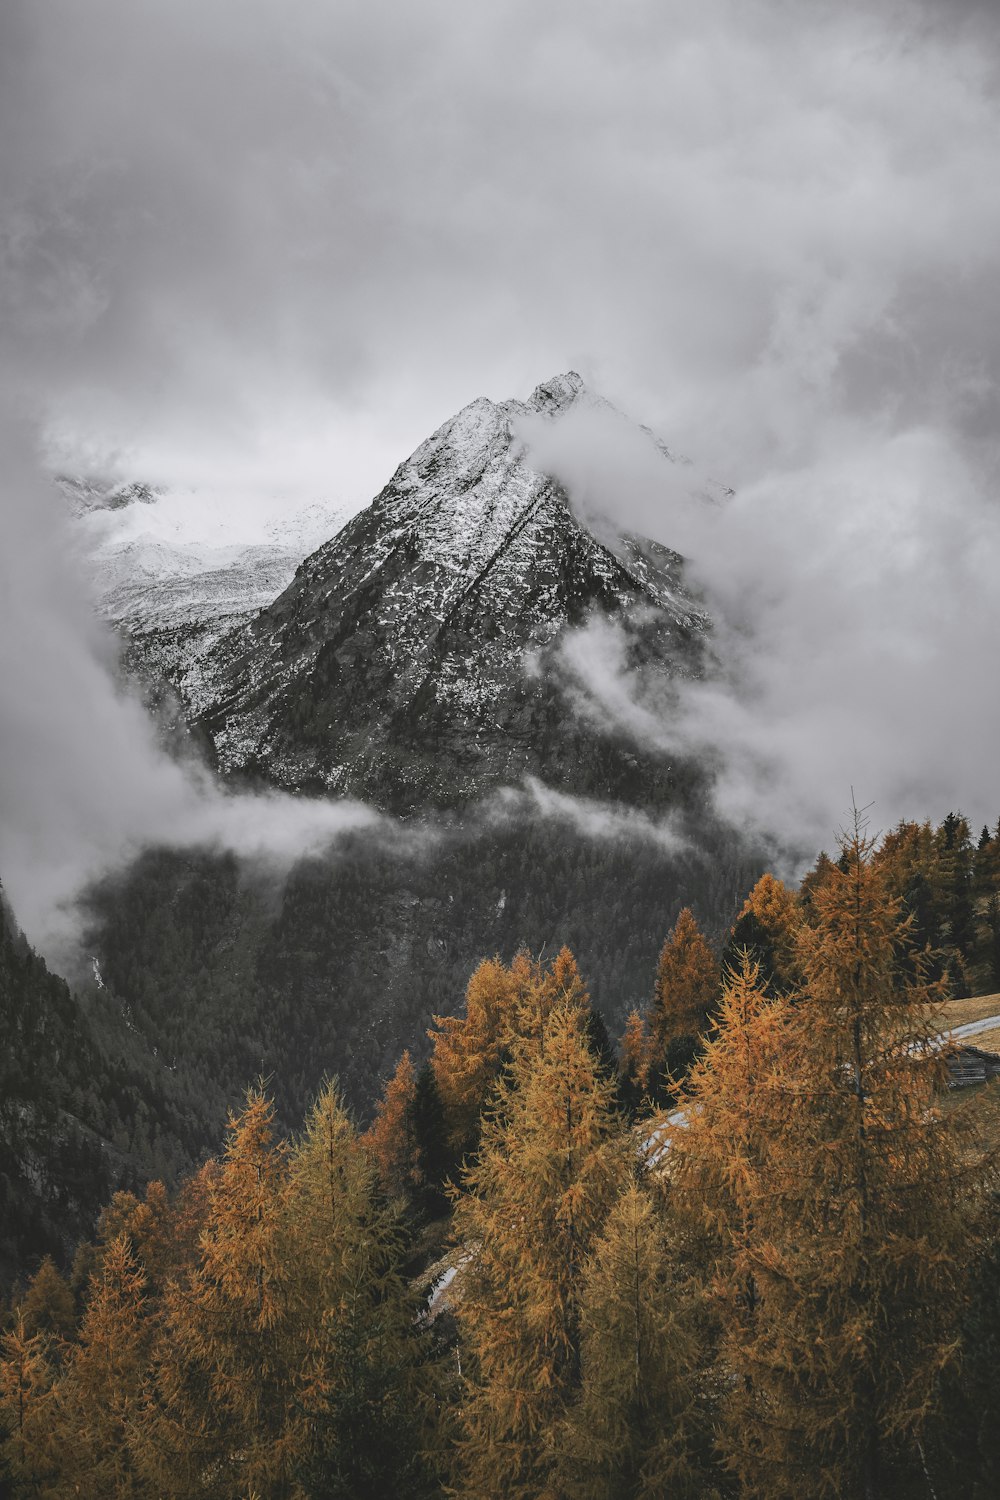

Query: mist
<box><xmin>3</xmin><ymin>0</ymin><xmax>1000</xmax><ymax>932</ymax></box>
<box><xmin>0</xmin><ymin>418</ymin><xmax>380</xmax><ymax>959</ymax></box>
<box><xmin>522</xmin><ymin>399</ymin><xmax>1000</xmax><ymax>858</ymax></box>
<box><xmin>491</xmin><ymin>777</ymin><xmax>690</xmax><ymax>855</ymax></box>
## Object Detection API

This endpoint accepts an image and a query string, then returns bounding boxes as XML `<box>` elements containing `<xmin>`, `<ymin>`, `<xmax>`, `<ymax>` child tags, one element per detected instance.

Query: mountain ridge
<box><xmin>181</xmin><ymin>372</ymin><xmax>712</xmax><ymax>810</ymax></box>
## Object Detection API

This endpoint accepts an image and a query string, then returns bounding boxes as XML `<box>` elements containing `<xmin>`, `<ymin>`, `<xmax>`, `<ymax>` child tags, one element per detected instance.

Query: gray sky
<box><xmin>3</xmin><ymin>0</ymin><xmax>1000</xmax><ymax>942</ymax></box>
<box><xmin>4</xmin><ymin>0</ymin><xmax>998</xmax><ymax>492</ymax></box>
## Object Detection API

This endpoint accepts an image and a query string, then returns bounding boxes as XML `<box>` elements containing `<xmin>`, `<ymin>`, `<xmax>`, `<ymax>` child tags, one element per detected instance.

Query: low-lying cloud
<box><xmin>524</xmin><ymin>401</ymin><xmax>1000</xmax><ymax>857</ymax></box>
<box><xmin>0</xmin><ymin>418</ymin><xmax>380</xmax><ymax>960</ymax></box>
<box><xmin>490</xmin><ymin>777</ymin><xmax>690</xmax><ymax>855</ymax></box>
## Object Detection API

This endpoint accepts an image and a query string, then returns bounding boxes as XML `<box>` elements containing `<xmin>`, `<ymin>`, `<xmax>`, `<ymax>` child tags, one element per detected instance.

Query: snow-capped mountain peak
<box><xmin>177</xmin><ymin>373</ymin><xmax>711</xmax><ymax>810</ymax></box>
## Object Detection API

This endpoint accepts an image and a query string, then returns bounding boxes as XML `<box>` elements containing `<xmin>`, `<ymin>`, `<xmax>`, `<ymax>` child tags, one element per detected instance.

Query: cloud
<box><xmin>3</xmin><ymin>0</ymin><xmax>999</xmax><ymax>492</ymax></box>
<box><xmin>0</xmin><ymin>416</ymin><xmax>381</xmax><ymax>958</ymax></box>
<box><xmin>490</xmin><ymin>777</ymin><xmax>690</xmax><ymax>855</ymax></box>
<box><xmin>3</xmin><ymin>0</ymin><xmax>1000</xmax><ymax>907</ymax></box>
<box><xmin>525</xmin><ymin>403</ymin><xmax>1000</xmax><ymax>855</ymax></box>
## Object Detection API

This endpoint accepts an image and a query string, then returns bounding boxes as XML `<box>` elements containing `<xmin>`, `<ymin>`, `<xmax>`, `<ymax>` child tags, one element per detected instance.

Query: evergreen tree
<box><xmin>986</xmin><ymin>893</ymin><xmax>1000</xmax><ymax>991</ymax></box>
<box><xmin>0</xmin><ymin>1311</ymin><xmax>55</xmax><ymax>1495</ymax></box>
<box><xmin>934</xmin><ymin>1174</ymin><xmax>1000</xmax><ymax>1497</ymax></box>
<box><xmin>648</xmin><ymin>908</ymin><xmax>718</xmax><ymax>1095</ymax></box>
<box><xmin>410</xmin><ymin>1061</ymin><xmax>452</xmax><ymax>1215</ymax></box>
<box><xmin>723</xmin><ymin>827</ymin><xmax>970</xmax><ymax>1498</ymax></box>
<box><xmin>147</xmin><ymin>1087</ymin><xmax>298</xmax><ymax>1499</ymax></box>
<box><xmin>361</xmin><ymin>1049</ymin><xmax>417</xmax><ymax>1201</ymax></box>
<box><xmin>557</xmin><ymin>1183</ymin><xmax>709</xmax><ymax>1499</ymax></box>
<box><xmin>451</xmin><ymin>1001</ymin><xmax>627</xmax><ymax>1499</ymax></box>
<box><xmin>935</xmin><ymin>812</ymin><xmax>975</xmax><ymax>958</ymax></box>
<box><xmin>283</xmin><ymin>1082</ymin><xmax>440</xmax><ymax>1499</ymax></box>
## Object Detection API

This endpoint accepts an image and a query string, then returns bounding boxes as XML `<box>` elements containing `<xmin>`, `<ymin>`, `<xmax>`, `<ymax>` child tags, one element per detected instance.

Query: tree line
<box><xmin>3</xmin><ymin>818</ymin><xmax>1000</xmax><ymax>1496</ymax></box>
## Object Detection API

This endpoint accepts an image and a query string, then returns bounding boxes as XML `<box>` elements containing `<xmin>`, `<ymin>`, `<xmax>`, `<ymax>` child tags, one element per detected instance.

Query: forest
<box><xmin>3</xmin><ymin>811</ymin><xmax>1000</xmax><ymax>1497</ymax></box>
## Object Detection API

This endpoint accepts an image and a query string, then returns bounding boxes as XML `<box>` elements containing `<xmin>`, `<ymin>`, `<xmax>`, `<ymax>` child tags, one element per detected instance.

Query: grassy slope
<box><xmin>940</xmin><ymin>993</ymin><xmax>1000</xmax><ymax>1029</ymax></box>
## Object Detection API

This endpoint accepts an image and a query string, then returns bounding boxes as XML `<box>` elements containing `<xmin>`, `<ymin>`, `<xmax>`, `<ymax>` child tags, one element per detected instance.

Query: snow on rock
<box><xmin>62</xmin><ymin>374</ymin><xmax>715</xmax><ymax>814</ymax></box>
<box><xmin>62</xmin><ymin>477</ymin><xmax>356</xmax><ymax>682</ymax></box>
<box><xmin>180</xmin><ymin>372</ymin><xmax>712</xmax><ymax>809</ymax></box>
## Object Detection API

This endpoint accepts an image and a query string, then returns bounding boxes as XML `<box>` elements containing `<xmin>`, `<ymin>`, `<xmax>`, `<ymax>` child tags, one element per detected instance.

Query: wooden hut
<box><xmin>946</xmin><ymin>1044</ymin><xmax>1000</xmax><ymax>1089</ymax></box>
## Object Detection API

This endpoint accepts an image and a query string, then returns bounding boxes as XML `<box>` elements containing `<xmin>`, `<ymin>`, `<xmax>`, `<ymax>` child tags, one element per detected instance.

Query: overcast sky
<box><xmin>3</xmin><ymin>0</ymin><xmax>1000</xmax><ymax>942</ymax></box>
<box><xmin>3</xmin><ymin>0</ymin><xmax>997</xmax><ymax>494</ymax></box>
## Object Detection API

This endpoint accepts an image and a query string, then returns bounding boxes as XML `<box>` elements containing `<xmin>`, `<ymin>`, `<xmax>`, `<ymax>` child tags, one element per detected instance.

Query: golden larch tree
<box><xmin>451</xmin><ymin>1000</ymin><xmax>627</xmax><ymax>1499</ymax></box>
<box><xmin>362</xmin><ymin>1048</ymin><xmax>418</xmax><ymax>1199</ymax></box>
<box><xmin>556</xmin><ymin>1181</ymin><xmax>710</xmax><ymax>1499</ymax></box>
<box><xmin>18</xmin><ymin>1254</ymin><xmax>77</xmax><ymax>1341</ymax></box>
<box><xmin>283</xmin><ymin>1081</ymin><xmax>441</xmax><ymax>1498</ymax></box>
<box><xmin>147</xmin><ymin>1086</ymin><xmax>298</xmax><ymax>1500</ymax></box>
<box><xmin>669</xmin><ymin>951</ymin><xmax>792</xmax><ymax>1488</ymax></box>
<box><xmin>723</xmin><ymin>871</ymin><xmax>802</xmax><ymax>997</ymax></box>
<box><xmin>618</xmin><ymin>1007</ymin><xmax>650</xmax><ymax>1113</ymax></box>
<box><xmin>429</xmin><ymin>957</ymin><xmax>518</xmax><ymax>1155</ymax></box>
<box><xmin>686</xmin><ymin>828</ymin><xmax>973</xmax><ymax>1499</ymax></box>
<box><xmin>0</xmin><ymin>1310</ymin><xmax>56</xmax><ymax>1494</ymax></box>
<box><xmin>49</xmin><ymin>1232</ymin><xmax>153</xmax><ymax>1499</ymax></box>
<box><xmin>750</xmin><ymin>823</ymin><xmax>972</xmax><ymax>1498</ymax></box>
<box><xmin>648</xmin><ymin>908</ymin><xmax>718</xmax><ymax>1086</ymax></box>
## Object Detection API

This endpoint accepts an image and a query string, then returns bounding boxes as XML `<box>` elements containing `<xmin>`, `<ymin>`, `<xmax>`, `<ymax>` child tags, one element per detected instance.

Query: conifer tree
<box><xmin>513</xmin><ymin>946</ymin><xmax>591</xmax><ymax>1051</ymax></box>
<box><xmin>50</xmin><ymin>1233</ymin><xmax>153</xmax><ymax>1499</ymax></box>
<box><xmin>429</xmin><ymin>957</ymin><xmax>518</xmax><ymax>1155</ymax></box>
<box><xmin>669</xmin><ymin>951</ymin><xmax>791</xmax><ymax>1487</ymax></box>
<box><xmin>721</xmin><ymin>872</ymin><xmax>800</xmax><ymax>998</ymax></box>
<box><xmin>451</xmin><ymin>1000</ymin><xmax>627</xmax><ymax>1499</ymax></box>
<box><xmin>430</xmin><ymin>949</ymin><xmax>595</xmax><ymax>1161</ymax></box>
<box><xmin>362</xmin><ymin>1048</ymin><xmax>417</xmax><ymax>1200</ymax></box>
<box><xmin>283</xmin><ymin>1082</ymin><xmax>440</xmax><ymax>1499</ymax></box>
<box><xmin>754</xmin><ymin>822</ymin><xmax>971</xmax><ymax>1498</ymax></box>
<box><xmin>618</xmin><ymin>1008</ymin><xmax>650</xmax><ymax>1116</ymax></box>
<box><xmin>410</xmin><ymin>1060</ymin><xmax>452</xmax><ymax>1213</ymax></box>
<box><xmin>94</xmin><ymin>1178</ymin><xmax>205</xmax><ymax>1300</ymax></box>
<box><xmin>556</xmin><ymin>1183</ymin><xmax>709</xmax><ymax>1499</ymax></box>
<box><xmin>0</xmin><ymin>1310</ymin><xmax>56</xmax><ymax>1495</ymax></box>
<box><xmin>937</xmin><ymin>1176</ymin><xmax>1000</xmax><ymax>1495</ymax></box>
<box><xmin>147</xmin><ymin>1086</ymin><xmax>297</xmax><ymax>1500</ymax></box>
<box><xmin>18</xmin><ymin>1254</ymin><xmax>76</xmax><ymax>1340</ymax></box>
<box><xmin>648</xmin><ymin>908</ymin><xmax>718</xmax><ymax>1093</ymax></box>
<box><xmin>693</xmin><ymin>827</ymin><xmax>973</xmax><ymax>1498</ymax></box>
<box><xmin>536</xmin><ymin>945</ymin><xmax>591</xmax><ymax>1016</ymax></box>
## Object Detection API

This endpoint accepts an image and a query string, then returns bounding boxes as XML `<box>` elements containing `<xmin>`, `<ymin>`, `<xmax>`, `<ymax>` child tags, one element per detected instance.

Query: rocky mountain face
<box><xmin>69</xmin><ymin>375</ymin><xmax>758</xmax><ymax>1168</ymax></box>
<box><xmin>177</xmin><ymin>373</ymin><xmax>711</xmax><ymax>811</ymax></box>
<box><xmin>61</xmin><ymin>474</ymin><xmax>351</xmax><ymax>687</ymax></box>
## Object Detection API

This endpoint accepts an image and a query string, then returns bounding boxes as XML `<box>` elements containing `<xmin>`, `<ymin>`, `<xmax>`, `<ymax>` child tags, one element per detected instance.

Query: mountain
<box><xmin>75</xmin><ymin>375</ymin><xmax>759</xmax><ymax>1148</ymax></box>
<box><xmin>178</xmin><ymin>373</ymin><xmax>712</xmax><ymax>810</ymax></box>
<box><xmin>61</xmin><ymin>475</ymin><xmax>352</xmax><ymax>688</ymax></box>
<box><xmin>0</xmin><ymin>884</ymin><xmax>200</xmax><ymax>1288</ymax></box>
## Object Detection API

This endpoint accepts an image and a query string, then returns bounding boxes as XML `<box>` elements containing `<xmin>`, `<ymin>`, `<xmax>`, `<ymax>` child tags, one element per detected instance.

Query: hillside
<box><xmin>75</xmin><ymin>374</ymin><xmax>757</xmax><ymax>1131</ymax></box>
<box><xmin>0</xmin><ymin>885</ymin><xmax>199</xmax><ymax>1288</ymax></box>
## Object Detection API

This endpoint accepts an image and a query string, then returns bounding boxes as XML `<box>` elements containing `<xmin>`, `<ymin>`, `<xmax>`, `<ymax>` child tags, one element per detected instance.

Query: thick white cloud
<box><xmin>3</xmin><ymin>0</ymin><xmax>998</xmax><ymax>489</ymax></box>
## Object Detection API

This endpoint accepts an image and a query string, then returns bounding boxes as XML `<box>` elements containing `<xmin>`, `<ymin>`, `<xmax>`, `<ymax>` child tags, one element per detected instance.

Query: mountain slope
<box><xmin>184</xmin><ymin>373</ymin><xmax>711</xmax><ymax>810</ymax></box>
<box><xmin>61</xmin><ymin>475</ymin><xmax>352</xmax><ymax>687</ymax></box>
<box><xmin>75</xmin><ymin>375</ymin><xmax>759</xmax><ymax>1154</ymax></box>
<box><xmin>0</xmin><ymin>885</ymin><xmax>202</xmax><ymax>1287</ymax></box>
